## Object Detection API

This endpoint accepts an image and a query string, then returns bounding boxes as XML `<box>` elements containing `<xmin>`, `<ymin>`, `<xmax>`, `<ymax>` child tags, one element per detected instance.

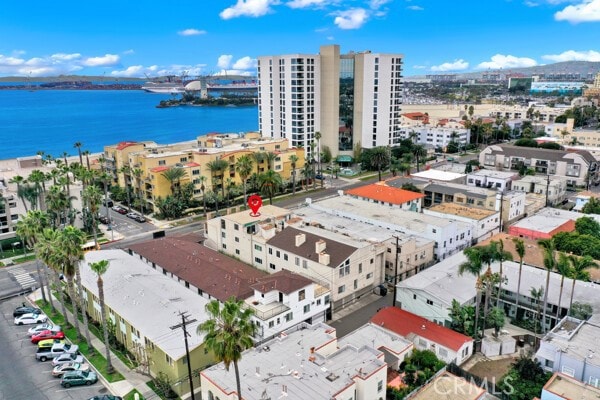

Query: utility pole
<box><xmin>170</xmin><ymin>312</ymin><xmax>197</xmax><ymax>400</ymax></box>
<box><xmin>545</xmin><ymin>174</ymin><xmax>550</xmax><ymax>207</ymax></box>
<box><xmin>392</xmin><ymin>235</ymin><xmax>400</xmax><ymax>306</ymax></box>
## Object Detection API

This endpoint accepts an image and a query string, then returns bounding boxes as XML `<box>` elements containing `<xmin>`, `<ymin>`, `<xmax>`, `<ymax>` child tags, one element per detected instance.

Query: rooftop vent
<box><xmin>326</xmin><ymin>372</ymin><xmax>339</xmax><ymax>382</ymax></box>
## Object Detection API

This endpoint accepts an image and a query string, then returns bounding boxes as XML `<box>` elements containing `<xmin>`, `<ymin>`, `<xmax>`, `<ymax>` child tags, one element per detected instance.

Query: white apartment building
<box><xmin>397</xmin><ymin>126</ymin><xmax>470</xmax><ymax>149</ymax></box>
<box><xmin>466</xmin><ymin>169</ymin><xmax>519</xmax><ymax>192</ymax></box>
<box><xmin>512</xmin><ymin>175</ymin><xmax>567</xmax><ymax>205</ymax></box>
<box><xmin>258</xmin><ymin>44</ymin><xmax>403</xmax><ymax>160</ymax></box>
<box><xmin>423</xmin><ymin>203</ymin><xmax>500</xmax><ymax>243</ymax></box>
<box><xmin>308</xmin><ymin>196</ymin><xmax>473</xmax><ymax>261</ymax></box>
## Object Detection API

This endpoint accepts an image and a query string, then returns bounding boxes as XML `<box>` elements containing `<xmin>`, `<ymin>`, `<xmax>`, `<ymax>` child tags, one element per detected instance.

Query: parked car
<box><xmin>14</xmin><ymin>313</ymin><xmax>47</xmax><ymax>325</ymax></box>
<box><xmin>112</xmin><ymin>205</ymin><xmax>127</xmax><ymax>214</ymax></box>
<box><xmin>126</xmin><ymin>212</ymin><xmax>139</xmax><ymax>219</ymax></box>
<box><xmin>315</xmin><ymin>174</ymin><xmax>325</xmax><ymax>180</ymax></box>
<box><xmin>102</xmin><ymin>199</ymin><xmax>114</xmax><ymax>208</ymax></box>
<box><xmin>60</xmin><ymin>370</ymin><xmax>97</xmax><ymax>388</ymax></box>
<box><xmin>87</xmin><ymin>396</ymin><xmax>123</xmax><ymax>400</ymax></box>
<box><xmin>52</xmin><ymin>352</ymin><xmax>84</xmax><ymax>366</ymax></box>
<box><xmin>98</xmin><ymin>215</ymin><xmax>111</xmax><ymax>224</ymax></box>
<box><xmin>52</xmin><ymin>362</ymin><xmax>89</xmax><ymax>378</ymax></box>
<box><xmin>37</xmin><ymin>339</ymin><xmax>66</xmax><ymax>350</ymax></box>
<box><xmin>13</xmin><ymin>306</ymin><xmax>41</xmax><ymax>318</ymax></box>
<box><xmin>134</xmin><ymin>215</ymin><xmax>146</xmax><ymax>223</ymax></box>
<box><xmin>31</xmin><ymin>329</ymin><xmax>65</xmax><ymax>344</ymax></box>
<box><xmin>36</xmin><ymin>343</ymin><xmax>77</xmax><ymax>361</ymax></box>
<box><xmin>27</xmin><ymin>323</ymin><xmax>61</xmax><ymax>336</ymax></box>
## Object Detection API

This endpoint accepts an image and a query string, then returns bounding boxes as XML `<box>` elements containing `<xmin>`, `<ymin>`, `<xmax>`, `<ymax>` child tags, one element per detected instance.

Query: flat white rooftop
<box><xmin>80</xmin><ymin>249</ymin><xmax>209</xmax><ymax>360</ymax></box>
<box><xmin>411</xmin><ymin>169</ymin><xmax>466</xmax><ymax>181</ymax></box>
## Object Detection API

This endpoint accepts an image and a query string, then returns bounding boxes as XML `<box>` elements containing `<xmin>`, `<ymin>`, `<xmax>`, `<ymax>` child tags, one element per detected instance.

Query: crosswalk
<box><xmin>8</xmin><ymin>268</ymin><xmax>37</xmax><ymax>289</ymax></box>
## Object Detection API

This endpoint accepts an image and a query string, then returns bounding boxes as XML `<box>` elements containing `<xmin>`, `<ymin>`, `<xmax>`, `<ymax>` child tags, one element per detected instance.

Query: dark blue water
<box><xmin>0</xmin><ymin>90</ymin><xmax>258</xmax><ymax>160</ymax></box>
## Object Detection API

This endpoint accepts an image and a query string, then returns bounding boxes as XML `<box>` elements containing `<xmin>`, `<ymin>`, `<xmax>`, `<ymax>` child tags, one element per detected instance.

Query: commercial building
<box><xmin>79</xmin><ymin>249</ymin><xmax>212</xmax><ymax>397</ymax></box>
<box><xmin>371</xmin><ymin>307</ymin><xmax>473</xmax><ymax>366</ymax></box>
<box><xmin>200</xmin><ymin>322</ymin><xmax>388</xmax><ymax>400</ymax></box>
<box><xmin>257</xmin><ymin>44</ymin><xmax>404</xmax><ymax>161</ymax></box>
<box><xmin>103</xmin><ymin>133</ymin><xmax>304</xmax><ymax>212</ymax></box>
<box><xmin>536</xmin><ymin>317</ymin><xmax>600</xmax><ymax>387</ymax></box>
<box><xmin>479</xmin><ymin>144</ymin><xmax>598</xmax><ymax>188</ymax></box>
<box><xmin>530</xmin><ymin>81</ymin><xmax>585</xmax><ymax>95</ymax></box>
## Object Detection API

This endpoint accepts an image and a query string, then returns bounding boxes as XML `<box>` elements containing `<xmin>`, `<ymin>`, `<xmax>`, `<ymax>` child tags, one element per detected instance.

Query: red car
<box><xmin>31</xmin><ymin>330</ymin><xmax>65</xmax><ymax>344</ymax></box>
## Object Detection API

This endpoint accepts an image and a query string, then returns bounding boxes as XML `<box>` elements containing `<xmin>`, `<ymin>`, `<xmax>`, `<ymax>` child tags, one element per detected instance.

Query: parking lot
<box><xmin>0</xmin><ymin>296</ymin><xmax>112</xmax><ymax>400</ymax></box>
<box><xmin>100</xmin><ymin>206</ymin><xmax>155</xmax><ymax>237</ymax></box>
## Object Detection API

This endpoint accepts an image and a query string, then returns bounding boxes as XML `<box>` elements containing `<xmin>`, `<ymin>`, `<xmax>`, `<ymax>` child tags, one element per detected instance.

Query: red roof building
<box><xmin>371</xmin><ymin>307</ymin><xmax>474</xmax><ymax>365</ymax></box>
<box><xmin>345</xmin><ymin>183</ymin><xmax>424</xmax><ymax>211</ymax></box>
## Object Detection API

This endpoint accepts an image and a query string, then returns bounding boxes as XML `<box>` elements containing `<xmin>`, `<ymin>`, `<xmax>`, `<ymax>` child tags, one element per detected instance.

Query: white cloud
<box><xmin>327</xmin><ymin>35</ymin><xmax>335</xmax><ymax>40</ymax></box>
<box><xmin>232</xmin><ymin>56</ymin><xmax>257</xmax><ymax>70</ymax></box>
<box><xmin>0</xmin><ymin>55</ymin><xmax>25</xmax><ymax>67</ymax></box>
<box><xmin>542</xmin><ymin>49</ymin><xmax>600</xmax><ymax>62</ymax></box>
<box><xmin>407</xmin><ymin>5</ymin><xmax>424</xmax><ymax>10</ymax></box>
<box><xmin>178</xmin><ymin>28</ymin><xmax>207</xmax><ymax>36</ymax></box>
<box><xmin>287</xmin><ymin>0</ymin><xmax>330</xmax><ymax>9</ymax></box>
<box><xmin>413</xmin><ymin>65</ymin><xmax>428</xmax><ymax>70</ymax></box>
<box><xmin>370</xmin><ymin>0</ymin><xmax>391</xmax><ymax>8</ymax></box>
<box><xmin>431</xmin><ymin>59</ymin><xmax>469</xmax><ymax>72</ymax></box>
<box><xmin>217</xmin><ymin>55</ymin><xmax>233</xmax><ymax>69</ymax></box>
<box><xmin>555</xmin><ymin>0</ymin><xmax>600</xmax><ymax>22</ymax></box>
<box><xmin>123</xmin><ymin>49</ymin><xmax>135</xmax><ymax>55</ymax></box>
<box><xmin>82</xmin><ymin>54</ymin><xmax>120</xmax><ymax>67</ymax></box>
<box><xmin>333</xmin><ymin>8</ymin><xmax>368</xmax><ymax>29</ymax></box>
<box><xmin>476</xmin><ymin>54</ymin><xmax>537</xmax><ymax>69</ymax></box>
<box><xmin>220</xmin><ymin>0</ymin><xmax>274</xmax><ymax>19</ymax></box>
<box><xmin>110</xmin><ymin>65</ymin><xmax>146</xmax><ymax>77</ymax></box>
<box><xmin>50</xmin><ymin>53</ymin><xmax>81</xmax><ymax>61</ymax></box>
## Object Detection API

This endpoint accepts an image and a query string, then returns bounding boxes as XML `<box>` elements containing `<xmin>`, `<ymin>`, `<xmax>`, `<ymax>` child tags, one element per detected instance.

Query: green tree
<box><xmin>288</xmin><ymin>154</ymin><xmax>299</xmax><ymax>195</ymax></box>
<box><xmin>448</xmin><ymin>299</ymin><xmax>474</xmax><ymax>336</ymax></box>
<box><xmin>9</xmin><ymin>175</ymin><xmax>28</xmax><ymax>212</ymax></box>
<box><xmin>35</xmin><ymin>228</ymin><xmax>68</xmax><ymax>320</ymax></box>
<box><xmin>199</xmin><ymin>175</ymin><xmax>208</xmax><ymax>217</ymax></box>
<box><xmin>235</xmin><ymin>155</ymin><xmax>254</xmax><ymax>207</ymax></box>
<box><xmin>74</xmin><ymin>142</ymin><xmax>83</xmax><ymax>166</ymax></box>
<box><xmin>89</xmin><ymin>259</ymin><xmax>114</xmax><ymax>373</ymax></box>
<box><xmin>538</xmin><ymin>239</ymin><xmax>556</xmax><ymax>333</ymax></box>
<box><xmin>575</xmin><ymin>216</ymin><xmax>600</xmax><ymax>237</ymax></box>
<box><xmin>161</xmin><ymin>167</ymin><xmax>187</xmax><ymax>196</ymax></box>
<box><xmin>16</xmin><ymin>211</ymin><xmax>50</xmax><ymax>305</ymax></box>
<box><xmin>370</xmin><ymin>147</ymin><xmax>390</xmax><ymax>181</ymax></box>
<box><xmin>567</xmin><ymin>255</ymin><xmax>598</xmax><ymax>315</ymax></box>
<box><xmin>258</xmin><ymin>170</ymin><xmax>282</xmax><ymax>205</ymax></box>
<box><xmin>494</xmin><ymin>240</ymin><xmax>513</xmax><ymax>308</ymax></box>
<box><xmin>487</xmin><ymin>307</ymin><xmax>505</xmax><ymax>337</ymax></box>
<box><xmin>252</xmin><ymin>151</ymin><xmax>266</xmax><ymax>175</ymax></box>
<box><xmin>512</xmin><ymin>238</ymin><xmax>526</xmax><ymax>319</ymax></box>
<box><xmin>458</xmin><ymin>248</ymin><xmax>485</xmax><ymax>339</ymax></box>
<box><xmin>206</xmin><ymin>158</ymin><xmax>228</xmax><ymax>198</ymax></box>
<box><xmin>582</xmin><ymin>197</ymin><xmax>600</xmax><ymax>214</ymax></box>
<box><xmin>530</xmin><ymin>286</ymin><xmax>544</xmax><ymax>342</ymax></box>
<box><xmin>82</xmin><ymin>185</ymin><xmax>102</xmax><ymax>245</ymax></box>
<box><xmin>498</xmin><ymin>355</ymin><xmax>549</xmax><ymax>400</ymax></box>
<box><xmin>197</xmin><ymin>298</ymin><xmax>256</xmax><ymax>400</ymax></box>
<box><xmin>569</xmin><ymin>302</ymin><xmax>593</xmax><ymax>320</ymax></box>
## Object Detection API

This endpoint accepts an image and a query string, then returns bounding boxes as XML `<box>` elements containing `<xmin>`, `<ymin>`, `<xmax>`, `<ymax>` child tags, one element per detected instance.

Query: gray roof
<box><xmin>539</xmin><ymin>318</ymin><xmax>600</xmax><ymax>369</ymax></box>
<box><xmin>80</xmin><ymin>250</ymin><xmax>209</xmax><ymax>360</ymax></box>
<box><xmin>338</xmin><ymin>323</ymin><xmax>413</xmax><ymax>356</ymax></box>
<box><xmin>488</xmin><ymin>144</ymin><xmax>596</xmax><ymax>164</ymax></box>
<box><xmin>424</xmin><ymin>182</ymin><xmax>491</xmax><ymax>200</ymax></box>
<box><xmin>267</xmin><ymin>226</ymin><xmax>358</xmax><ymax>268</ymax></box>
<box><xmin>201</xmin><ymin>323</ymin><xmax>386</xmax><ymax>400</ymax></box>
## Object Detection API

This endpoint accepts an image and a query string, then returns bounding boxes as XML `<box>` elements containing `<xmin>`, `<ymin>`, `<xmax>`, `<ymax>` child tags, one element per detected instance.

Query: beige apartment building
<box><xmin>103</xmin><ymin>133</ymin><xmax>304</xmax><ymax>212</ymax></box>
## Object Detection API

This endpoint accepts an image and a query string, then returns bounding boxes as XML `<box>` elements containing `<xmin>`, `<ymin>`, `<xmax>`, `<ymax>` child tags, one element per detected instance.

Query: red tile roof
<box><xmin>371</xmin><ymin>307</ymin><xmax>472</xmax><ymax>352</ymax></box>
<box><xmin>116</xmin><ymin>141</ymin><xmax>138</xmax><ymax>150</ymax></box>
<box><xmin>150</xmin><ymin>166</ymin><xmax>170</xmax><ymax>173</ymax></box>
<box><xmin>402</xmin><ymin>112</ymin><xmax>430</xmax><ymax>124</ymax></box>
<box><xmin>185</xmin><ymin>162</ymin><xmax>201</xmax><ymax>167</ymax></box>
<box><xmin>345</xmin><ymin>184</ymin><xmax>424</xmax><ymax>205</ymax></box>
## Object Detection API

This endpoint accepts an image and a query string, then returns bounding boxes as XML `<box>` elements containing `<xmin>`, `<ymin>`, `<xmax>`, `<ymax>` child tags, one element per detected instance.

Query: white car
<box><xmin>14</xmin><ymin>313</ymin><xmax>48</xmax><ymax>326</ymax></box>
<box><xmin>52</xmin><ymin>362</ymin><xmax>89</xmax><ymax>377</ymax></box>
<box><xmin>27</xmin><ymin>323</ymin><xmax>61</xmax><ymax>336</ymax></box>
<box><xmin>52</xmin><ymin>352</ymin><xmax>84</xmax><ymax>367</ymax></box>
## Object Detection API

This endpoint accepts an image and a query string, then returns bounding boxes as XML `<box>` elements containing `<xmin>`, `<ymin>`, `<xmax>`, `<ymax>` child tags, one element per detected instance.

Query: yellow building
<box><xmin>103</xmin><ymin>133</ymin><xmax>305</xmax><ymax>212</ymax></box>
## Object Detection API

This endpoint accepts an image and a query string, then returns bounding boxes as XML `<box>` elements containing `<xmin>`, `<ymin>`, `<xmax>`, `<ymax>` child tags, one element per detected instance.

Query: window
<box><xmin>426</xmin><ymin>299</ymin><xmax>433</xmax><ymax>305</ymax></box>
<box><xmin>235</xmin><ymin>237</ymin><xmax>239</xmax><ymax>242</ymax></box>
<box><xmin>269</xmin><ymin>263</ymin><xmax>276</xmax><ymax>270</ymax></box>
<box><xmin>317</xmin><ymin>298</ymin><xmax>321</xmax><ymax>306</ymax></box>
<box><xmin>302</xmin><ymin>260</ymin><xmax>308</xmax><ymax>269</ymax></box>
<box><xmin>561</xmin><ymin>366</ymin><xmax>575</xmax><ymax>377</ymax></box>
<box><xmin>234</xmin><ymin>224</ymin><xmax>239</xmax><ymax>231</ymax></box>
<box><xmin>378</xmin><ymin>380</ymin><xmax>383</xmax><ymax>392</ymax></box>
<box><xmin>221</xmin><ymin>220</ymin><xmax>226</xmax><ymax>229</ymax></box>
<box><xmin>298</xmin><ymin>289</ymin><xmax>306</xmax><ymax>301</ymax></box>
<box><xmin>339</xmin><ymin>264</ymin><xmax>350</xmax><ymax>277</ymax></box>
<box><xmin>254</xmin><ymin>257</ymin><xmax>263</xmax><ymax>264</ymax></box>
<box><xmin>192</xmin><ymin>169</ymin><xmax>200</xmax><ymax>175</ymax></box>
<box><xmin>276</xmin><ymin>250</ymin><xmax>280</xmax><ymax>258</ymax></box>
<box><xmin>285</xmin><ymin>312</ymin><xmax>293</xmax><ymax>322</ymax></box>
<box><xmin>165</xmin><ymin>354</ymin><xmax>173</xmax><ymax>366</ymax></box>
<box><xmin>366</xmin><ymin>273</ymin><xmax>373</xmax><ymax>279</ymax></box>
<box><xmin>545</xmin><ymin>359</ymin><xmax>554</xmax><ymax>368</ymax></box>
<box><xmin>325</xmin><ymin>295</ymin><xmax>330</xmax><ymax>304</ymax></box>
<box><xmin>158</xmin><ymin>160</ymin><xmax>166</xmax><ymax>166</ymax></box>
<box><xmin>358</xmin><ymin>263</ymin><xmax>363</xmax><ymax>273</ymax></box>
<box><xmin>338</xmin><ymin>285</ymin><xmax>345</xmax><ymax>294</ymax></box>
<box><xmin>353</xmin><ymin>279</ymin><xmax>358</xmax><ymax>290</ymax></box>
<box><xmin>438</xmin><ymin>348</ymin><xmax>448</xmax><ymax>358</ymax></box>
<box><xmin>589</xmin><ymin>376</ymin><xmax>600</xmax><ymax>388</ymax></box>
<box><xmin>269</xmin><ymin>321</ymin><xmax>274</xmax><ymax>328</ymax></box>
<box><xmin>268</xmin><ymin>248</ymin><xmax>273</xmax><ymax>255</ymax></box>
<box><xmin>235</xmin><ymin>249</ymin><xmax>240</xmax><ymax>255</ymax></box>
<box><xmin>303</xmin><ymin>304</ymin><xmax>310</xmax><ymax>313</ymax></box>
<box><xmin>254</xmin><ymin>244</ymin><xmax>262</xmax><ymax>251</ymax></box>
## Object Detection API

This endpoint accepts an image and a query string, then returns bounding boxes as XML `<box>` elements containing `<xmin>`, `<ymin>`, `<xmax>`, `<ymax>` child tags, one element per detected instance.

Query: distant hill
<box><xmin>411</xmin><ymin>61</ymin><xmax>600</xmax><ymax>80</ymax></box>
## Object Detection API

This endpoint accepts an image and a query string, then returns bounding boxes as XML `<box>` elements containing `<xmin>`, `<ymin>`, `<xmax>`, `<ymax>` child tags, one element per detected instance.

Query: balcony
<box><xmin>245</xmin><ymin>300</ymin><xmax>290</xmax><ymax>321</ymax></box>
<box><xmin>314</xmin><ymin>284</ymin><xmax>330</xmax><ymax>298</ymax></box>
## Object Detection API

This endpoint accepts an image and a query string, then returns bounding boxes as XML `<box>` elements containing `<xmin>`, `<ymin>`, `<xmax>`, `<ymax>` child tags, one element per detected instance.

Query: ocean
<box><xmin>0</xmin><ymin>89</ymin><xmax>259</xmax><ymax>160</ymax></box>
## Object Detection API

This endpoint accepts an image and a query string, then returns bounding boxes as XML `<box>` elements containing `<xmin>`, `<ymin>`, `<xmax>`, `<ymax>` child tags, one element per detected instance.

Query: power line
<box><xmin>170</xmin><ymin>312</ymin><xmax>198</xmax><ymax>400</ymax></box>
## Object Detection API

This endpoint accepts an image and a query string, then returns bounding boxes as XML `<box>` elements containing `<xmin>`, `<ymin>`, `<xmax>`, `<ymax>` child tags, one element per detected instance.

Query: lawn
<box><xmin>124</xmin><ymin>389</ymin><xmax>144</xmax><ymax>400</ymax></box>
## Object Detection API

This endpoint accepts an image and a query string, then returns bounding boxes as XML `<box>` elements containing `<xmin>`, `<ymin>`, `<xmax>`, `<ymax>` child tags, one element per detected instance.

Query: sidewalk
<box><xmin>26</xmin><ymin>289</ymin><xmax>155</xmax><ymax>399</ymax></box>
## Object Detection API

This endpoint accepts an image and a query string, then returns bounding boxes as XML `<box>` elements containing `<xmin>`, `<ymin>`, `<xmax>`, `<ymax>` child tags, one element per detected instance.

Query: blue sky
<box><xmin>1</xmin><ymin>0</ymin><xmax>599</xmax><ymax>78</ymax></box>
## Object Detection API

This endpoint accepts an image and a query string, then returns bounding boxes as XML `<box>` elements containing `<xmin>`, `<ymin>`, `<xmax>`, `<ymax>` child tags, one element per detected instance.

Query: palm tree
<box><xmin>538</xmin><ymin>239</ymin><xmax>557</xmax><ymax>333</ymax></box>
<box><xmin>264</xmin><ymin>152</ymin><xmax>277</xmax><ymax>171</ymax></box>
<box><xmin>119</xmin><ymin>166</ymin><xmax>132</xmax><ymax>211</ymax></box>
<box><xmin>82</xmin><ymin>185</ymin><xmax>102</xmax><ymax>246</ymax></box>
<box><xmin>555</xmin><ymin>252</ymin><xmax>571</xmax><ymax>321</ymax></box>
<box><xmin>567</xmin><ymin>255</ymin><xmax>598</xmax><ymax>315</ymax></box>
<box><xmin>309</xmin><ymin>142</ymin><xmax>317</xmax><ymax>189</ymax></box>
<box><xmin>315</xmin><ymin>131</ymin><xmax>322</xmax><ymax>183</ymax></box>
<box><xmin>197</xmin><ymin>297</ymin><xmax>256</xmax><ymax>400</ymax></box>
<box><xmin>46</xmin><ymin>184</ymin><xmax>70</xmax><ymax>228</ymax></box>
<box><xmin>199</xmin><ymin>175</ymin><xmax>208</xmax><ymax>217</ymax></box>
<box><xmin>161</xmin><ymin>167</ymin><xmax>187</xmax><ymax>196</ymax></box>
<box><xmin>132</xmin><ymin>168</ymin><xmax>144</xmax><ymax>215</ymax></box>
<box><xmin>371</xmin><ymin>147</ymin><xmax>389</xmax><ymax>181</ymax></box>
<box><xmin>252</xmin><ymin>151</ymin><xmax>266</xmax><ymax>176</ymax></box>
<box><xmin>36</xmin><ymin>228</ymin><xmax>68</xmax><ymax>319</ymax></box>
<box><xmin>302</xmin><ymin>162</ymin><xmax>313</xmax><ymax>190</ymax></box>
<box><xmin>530</xmin><ymin>286</ymin><xmax>544</xmax><ymax>346</ymax></box>
<box><xmin>74</xmin><ymin>142</ymin><xmax>83</xmax><ymax>166</ymax></box>
<box><xmin>459</xmin><ymin>247</ymin><xmax>484</xmax><ymax>339</ymax></box>
<box><xmin>258</xmin><ymin>170</ymin><xmax>282</xmax><ymax>205</ymax></box>
<box><xmin>56</xmin><ymin>228</ymin><xmax>83</xmax><ymax>340</ymax></box>
<box><xmin>82</xmin><ymin>150</ymin><xmax>91</xmax><ymax>170</ymax></box>
<box><xmin>289</xmin><ymin>154</ymin><xmax>299</xmax><ymax>195</ymax></box>
<box><xmin>412</xmin><ymin>144</ymin><xmax>427</xmax><ymax>173</ymax></box>
<box><xmin>235</xmin><ymin>155</ymin><xmax>254</xmax><ymax>207</ymax></box>
<box><xmin>60</xmin><ymin>226</ymin><xmax>93</xmax><ymax>348</ymax></box>
<box><xmin>494</xmin><ymin>239</ymin><xmax>513</xmax><ymax>308</ymax></box>
<box><xmin>512</xmin><ymin>238</ymin><xmax>526</xmax><ymax>319</ymax></box>
<box><xmin>9</xmin><ymin>175</ymin><xmax>28</xmax><ymax>212</ymax></box>
<box><xmin>206</xmin><ymin>159</ymin><xmax>228</xmax><ymax>198</ymax></box>
<box><xmin>27</xmin><ymin>170</ymin><xmax>47</xmax><ymax>211</ymax></box>
<box><xmin>89</xmin><ymin>259</ymin><xmax>114</xmax><ymax>373</ymax></box>
<box><xmin>16</xmin><ymin>211</ymin><xmax>50</xmax><ymax>304</ymax></box>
